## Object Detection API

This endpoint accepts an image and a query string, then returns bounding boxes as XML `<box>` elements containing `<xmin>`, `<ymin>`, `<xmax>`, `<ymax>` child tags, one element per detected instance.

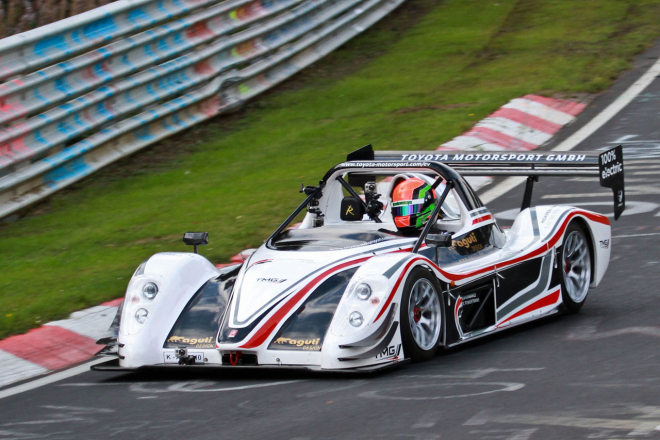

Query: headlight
<box><xmin>121</xmin><ymin>274</ymin><xmax>164</xmax><ymax>336</ymax></box>
<box><xmin>355</xmin><ymin>283</ymin><xmax>371</xmax><ymax>300</ymax></box>
<box><xmin>135</xmin><ymin>308</ymin><xmax>148</xmax><ymax>324</ymax></box>
<box><xmin>349</xmin><ymin>311</ymin><xmax>364</xmax><ymax>327</ymax></box>
<box><xmin>330</xmin><ymin>274</ymin><xmax>390</xmax><ymax>337</ymax></box>
<box><xmin>142</xmin><ymin>282</ymin><xmax>158</xmax><ymax>299</ymax></box>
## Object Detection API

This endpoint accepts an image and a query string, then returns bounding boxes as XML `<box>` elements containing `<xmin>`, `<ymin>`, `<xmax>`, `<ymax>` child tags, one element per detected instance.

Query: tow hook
<box><xmin>229</xmin><ymin>351</ymin><xmax>242</xmax><ymax>366</ymax></box>
<box><xmin>176</xmin><ymin>347</ymin><xmax>196</xmax><ymax>365</ymax></box>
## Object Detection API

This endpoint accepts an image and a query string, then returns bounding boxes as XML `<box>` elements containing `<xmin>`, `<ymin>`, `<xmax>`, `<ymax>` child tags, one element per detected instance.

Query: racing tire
<box><xmin>559</xmin><ymin>222</ymin><xmax>592</xmax><ymax>314</ymax></box>
<box><xmin>400</xmin><ymin>266</ymin><xmax>444</xmax><ymax>362</ymax></box>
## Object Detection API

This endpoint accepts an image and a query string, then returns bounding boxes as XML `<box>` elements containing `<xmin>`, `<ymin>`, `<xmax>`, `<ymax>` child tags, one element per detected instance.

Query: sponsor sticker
<box><xmin>540</xmin><ymin>206</ymin><xmax>562</xmax><ymax>225</ymax></box>
<box><xmin>272</xmin><ymin>337</ymin><xmax>321</xmax><ymax>351</ymax></box>
<box><xmin>398</xmin><ymin>153</ymin><xmax>588</xmax><ymax>162</ymax></box>
<box><xmin>329</xmin><ymin>236</ymin><xmax>395</xmax><ymax>251</ymax></box>
<box><xmin>256</xmin><ymin>278</ymin><xmax>287</xmax><ymax>283</ymax></box>
<box><xmin>376</xmin><ymin>344</ymin><xmax>401</xmax><ymax>360</ymax></box>
<box><xmin>166</xmin><ymin>336</ymin><xmax>215</xmax><ymax>348</ymax></box>
<box><xmin>452</xmin><ymin>232</ymin><xmax>484</xmax><ymax>253</ymax></box>
<box><xmin>599</xmin><ymin>145</ymin><xmax>625</xmax><ymax>220</ymax></box>
<box><xmin>339</xmin><ymin>161</ymin><xmax>431</xmax><ymax>168</ymax></box>
<box><xmin>460</xmin><ymin>293</ymin><xmax>480</xmax><ymax>306</ymax></box>
<box><xmin>599</xmin><ymin>239</ymin><xmax>610</xmax><ymax>249</ymax></box>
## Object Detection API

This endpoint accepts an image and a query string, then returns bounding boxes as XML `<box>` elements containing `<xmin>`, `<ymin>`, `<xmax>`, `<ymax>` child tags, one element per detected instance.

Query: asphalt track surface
<box><xmin>2</xmin><ymin>41</ymin><xmax>660</xmax><ymax>440</ymax></box>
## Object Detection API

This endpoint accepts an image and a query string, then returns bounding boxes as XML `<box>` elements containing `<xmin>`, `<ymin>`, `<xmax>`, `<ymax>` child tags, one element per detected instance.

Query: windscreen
<box><xmin>270</xmin><ymin>227</ymin><xmax>397</xmax><ymax>252</ymax></box>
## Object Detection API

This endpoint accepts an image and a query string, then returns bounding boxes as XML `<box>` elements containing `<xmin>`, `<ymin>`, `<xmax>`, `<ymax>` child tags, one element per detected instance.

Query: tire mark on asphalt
<box><xmin>473</xmin><ymin>413</ymin><xmax>660</xmax><ymax>437</ymax></box>
<box><xmin>399</xmin><ymin>368</ymin><xmax>544</xmax><ymax>380</ymax></box>
<box><xmin>566</xmin><ymin>324</ymin><xmax>660</xmax><ymax>341</ymax></box>
<box><xmin>467</xmin><ymin>428</ymin><xmax>538</xmax><ymax>440</ymax></box>
<box><xmin>296</xmin><ymin>380</ymin><xmax>367</xmax><ymax>398</ymax></box>
<box><xmin>359</xmin><ymin>382</ymin><xmax>525</xmax><ymax>401</ymax></box>
<box><xmin>411</xmin><ymin>412</ymin><xmax>439</xmax><ymax>429</ymax></box>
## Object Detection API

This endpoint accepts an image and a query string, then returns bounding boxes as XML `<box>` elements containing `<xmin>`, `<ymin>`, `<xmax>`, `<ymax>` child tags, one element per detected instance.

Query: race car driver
<box><xmin>390</xmin><ymin>177</ymin><xmax>438</xmax><ymax>237</ymax></box>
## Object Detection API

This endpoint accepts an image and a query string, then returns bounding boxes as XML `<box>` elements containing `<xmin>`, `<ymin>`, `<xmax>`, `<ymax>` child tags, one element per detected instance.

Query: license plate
<box><xmin>163</xmin><ymin>351</ymin><xmax>205</xmax><ymax>364</ymax></box>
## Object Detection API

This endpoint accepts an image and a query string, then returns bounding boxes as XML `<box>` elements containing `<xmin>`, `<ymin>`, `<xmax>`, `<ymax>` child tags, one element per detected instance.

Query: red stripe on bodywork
<box><xmin>472</xmin><ymin>214</ymin><xmax>492</xmax><ymax>225</ymax></box>
<box><xmin>240</xmin><ymin>257</ymin><xmax>371</xmax><ymax>348</ymax></box>
<box><xmin>454</xmin><ymin>297</ymin><xmax>463</xmax><ymax>323</ymax></box>
<box><xmin>373</xmin><ymin>257</ymin><xmax>425</xmax><ymax>323</ymax></box>
<box><xmin>497</xmin><ymin>288</ymin><xmax>561</xmax><ymax>327</ymax></box>
<box><xmin>430</xmin><ymin>210</ymin><xmax>608</xmax><ymax>282</ymax></box>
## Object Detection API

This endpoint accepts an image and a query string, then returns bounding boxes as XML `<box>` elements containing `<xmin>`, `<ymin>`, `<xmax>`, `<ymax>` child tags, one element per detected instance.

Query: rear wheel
<box><xmin>400</xmin><ymin>267</ymin><xmax>443</xmax><ymax>362</ymax></box>
<box><xmin>560</xmin><ymin>222</ymin><xmax>592</xmax><ymax>314</ymax></box>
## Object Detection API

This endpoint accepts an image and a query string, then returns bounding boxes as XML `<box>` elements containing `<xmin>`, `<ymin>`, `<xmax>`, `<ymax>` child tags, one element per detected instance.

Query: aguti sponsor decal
<box><xmin>167</xmin><ymin>336</ymin><xmax>215</xmax><ymax>348</ymax></box>
<box><xmin>452</xmin><ymin>232</ymin><xmax>484</xmax><ymax>252</ymax></box>
<box><xmin>453</xmin><ymin>232</ymin><xmax>477</xmax><ymax>248</ymax></box>
<box><xmin>272</xmin><ymin>337</ymin><xmax>321</xmax><ymax>351</ymax></box>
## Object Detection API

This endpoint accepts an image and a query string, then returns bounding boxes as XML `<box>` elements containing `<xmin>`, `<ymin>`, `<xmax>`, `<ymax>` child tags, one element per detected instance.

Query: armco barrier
<box><xmin>0</xmin><ymin>0</ymin><xmax>403</xmax><ymax>218</ymax></box>
<box><xmin>0</xmin><ymin>0</ymin><xmax>346</xmax><ymax>170</ymax></box>
<box><xmin>0</xmin><ymin>0</ymin><xmax>299</xmax><ymax>126</ymax></box>
<box><xmin>0</xmin><ymin>0</ymin><xmax>229</xmax><ymax>81</ymax></box>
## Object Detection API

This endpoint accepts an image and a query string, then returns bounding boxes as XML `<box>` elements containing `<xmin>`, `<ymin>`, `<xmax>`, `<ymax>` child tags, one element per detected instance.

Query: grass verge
<box><xmin>1</xmin><ymin>0</ymin><xmax>660</xmax><ymax>338</ymax></box>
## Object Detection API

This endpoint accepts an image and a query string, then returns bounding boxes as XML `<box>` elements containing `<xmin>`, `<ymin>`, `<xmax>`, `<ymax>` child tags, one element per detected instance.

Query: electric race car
<box><xmin>94</xmin><ymin>145</ymin><xmax>625</xmax><ymax>372</ymax></box>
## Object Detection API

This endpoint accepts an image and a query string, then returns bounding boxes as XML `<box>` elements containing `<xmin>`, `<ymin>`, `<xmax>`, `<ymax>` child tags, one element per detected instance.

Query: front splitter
<box><xmin>91</xmin><ymin>358</ymin><xmax>409</xmax><ymax>374</ymax></box>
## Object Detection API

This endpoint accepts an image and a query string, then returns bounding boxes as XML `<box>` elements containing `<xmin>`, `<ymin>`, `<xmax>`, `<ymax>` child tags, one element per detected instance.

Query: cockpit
<box><xmin>267</xmin><ymin>165</ymin><xmax>506</xmax><ymax>267</ymax></box>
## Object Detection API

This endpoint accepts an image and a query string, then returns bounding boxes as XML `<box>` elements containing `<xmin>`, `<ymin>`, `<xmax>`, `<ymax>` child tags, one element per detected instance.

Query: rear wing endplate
<box><xmin>348</xmin><ymin>144</ymin><xmax>625</xmax><ymax>220</ymax></box>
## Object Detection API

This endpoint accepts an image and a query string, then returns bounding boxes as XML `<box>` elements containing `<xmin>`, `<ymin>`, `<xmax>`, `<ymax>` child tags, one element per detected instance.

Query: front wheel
<box><xmin>400</xmin><ymin>266</ymin><xmax>443</xmax><ymax>362</ymax></box>
<box><xmin>560</xmin><ymin>222</ymin><xmax>592</xmax><ymax>314</ymax></box>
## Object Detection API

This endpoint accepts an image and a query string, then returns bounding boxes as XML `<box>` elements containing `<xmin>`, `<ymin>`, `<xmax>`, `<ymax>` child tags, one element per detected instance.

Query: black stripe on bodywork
<box><xmin>530</xmin><ymin>208</ymin><xmax>540</xmax><ymax>238</ymax></box>
<box><xmin>495</xmin><ymin>257</ymin><xmax>544</xmax><ymax>308</ymax></box>
<box><xmin>496</xmin><ymin>254</ymin><xmax>553</xmax><ymax>321</ymax></box>
<box><xmin>337</xmin><ymin>321</ymin><xmax>399</xmax><ymax>361</ymax></box>
<box><xmin>542</xmin><ymin>208</ymin><xmax>572</xmax><ymax>243</ymax></box>
<box><xmin>383</xmin><ymin>258</ymin><xmax>408</xmax><ymax>279</ymax></box>
<box><xmin>469</xmin><ymin>207</ymin><xmax>489</xmax><ymax>218</ymax></box>
<box><xmin>217</xmin><ymin>300</ymin><xmax>281</xmax><ymax>344</ymax></box>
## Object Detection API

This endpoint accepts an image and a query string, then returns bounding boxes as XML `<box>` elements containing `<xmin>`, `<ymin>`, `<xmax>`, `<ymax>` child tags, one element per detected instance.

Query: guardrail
<box><xmin>0</xmin><ymin>0</ymin><xmax>403</xmax><ymax>218</ymax></box>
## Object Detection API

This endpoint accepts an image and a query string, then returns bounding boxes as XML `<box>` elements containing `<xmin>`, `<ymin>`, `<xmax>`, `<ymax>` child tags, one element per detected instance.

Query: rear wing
<box><xmin>348</xmin><ymin>145</ymin><xmax>625</xmax><ymax>220</ymax></box>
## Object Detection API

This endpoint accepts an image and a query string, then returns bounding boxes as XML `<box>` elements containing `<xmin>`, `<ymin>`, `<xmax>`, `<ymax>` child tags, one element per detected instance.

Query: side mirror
<box><xmin>340</xmin><ymin>197</ymin><xmax>365</xmax><ymax>221</ymax></box>
<box><xmin>183</xmin><ymin>232</ymin><xmax>209</xmax><ymax>254</ymax></box>
<box><xmin>426</xmin><ymin>232</ymin><xmax>452</xmax><ymax>248</ymax></box>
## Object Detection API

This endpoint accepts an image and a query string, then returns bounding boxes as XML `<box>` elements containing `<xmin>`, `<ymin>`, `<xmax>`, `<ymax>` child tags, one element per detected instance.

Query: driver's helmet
<box><xmin>391</xmin><ymin>177</ymin><xmax>436</xmax><ymax>231</ymax></box>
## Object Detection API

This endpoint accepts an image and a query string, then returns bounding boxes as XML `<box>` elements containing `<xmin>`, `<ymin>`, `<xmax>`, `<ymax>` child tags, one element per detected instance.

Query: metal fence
<box><xmin>0</xmin><ymin>0</ymin><xmax>403</xmax><ymax>218</ymax></box>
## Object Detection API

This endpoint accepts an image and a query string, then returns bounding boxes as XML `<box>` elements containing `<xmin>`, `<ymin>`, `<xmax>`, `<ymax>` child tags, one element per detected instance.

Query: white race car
<box><xmin>95</xmin><ymin>145</ymin><xmax>625</xmax><ymax>372</ymax></box>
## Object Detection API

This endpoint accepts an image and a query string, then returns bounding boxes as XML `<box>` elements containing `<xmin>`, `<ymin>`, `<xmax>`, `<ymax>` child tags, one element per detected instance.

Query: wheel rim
<box><xmin>562</xmin><ymin>230</ymin><xmax>591</xmax><ymax>303</ymax></box>
<box><xmin>408</xmin><ymin>278</ymin><xmax>441</xmax><ymax>350</ymax></box>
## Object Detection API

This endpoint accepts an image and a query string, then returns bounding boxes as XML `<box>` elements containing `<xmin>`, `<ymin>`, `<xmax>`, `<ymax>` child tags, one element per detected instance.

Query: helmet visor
<box><xmin>391</xmin><ymin>199</ymin><xmax>426</xmax><ymax>217</ymax></box>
